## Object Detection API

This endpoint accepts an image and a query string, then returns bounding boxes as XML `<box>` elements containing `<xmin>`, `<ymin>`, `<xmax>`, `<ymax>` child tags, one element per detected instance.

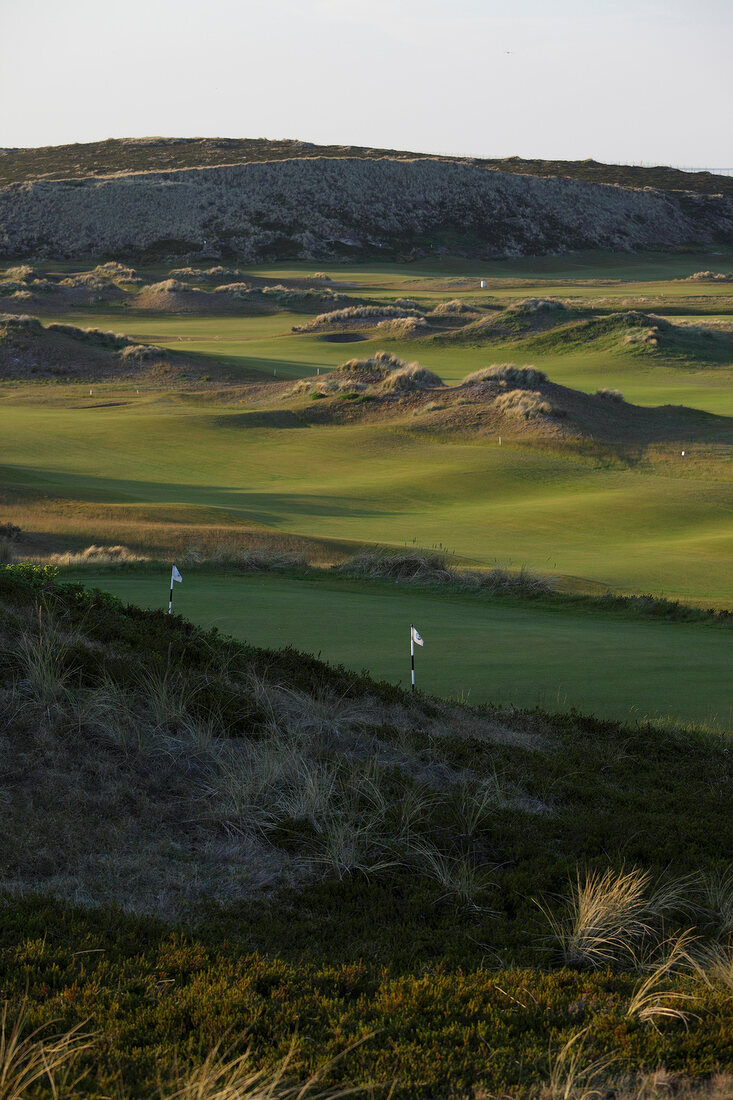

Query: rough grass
<box><xmin>1</xmin><ymin>570</ymin><xmax>732</xmax><ymax>1097</ymax></box>
<box><xmin>462</xmin><ymin>363</ymin><xmax>548</xmax><ymax>387</ymax></box>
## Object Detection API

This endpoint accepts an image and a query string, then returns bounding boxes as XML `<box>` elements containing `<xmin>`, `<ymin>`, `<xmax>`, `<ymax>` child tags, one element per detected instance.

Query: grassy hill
<box><xmin>1</xmin><ymin>563</ymin><xmax>732</xmax><ymax>1097</ymax></box>
<box><xmin>1</xmin><ymin>136</ymin><xmax>731</xmax><ymax>197</ymax></box>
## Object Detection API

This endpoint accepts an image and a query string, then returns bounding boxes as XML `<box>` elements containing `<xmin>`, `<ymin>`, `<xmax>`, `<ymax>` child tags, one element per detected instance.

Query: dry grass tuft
<box><xmin>460</xmin><ymin>565</ymin><xmax>556</xmax><ymax>595</ymax></box>
<box><xmin>46</xmin><ymin>543</ymin><xmax>148</xmax><ymax>567</ymax></box>
<box><xmin>543</xmin><ymin>1026</ymin><xmax>615</xmax><ymax>1100</ymax></box>
<box><xmin>166</xmin><ymin>1037</ymin><xmax>366</xmax><ymax>1100</ymax></box>
<box><xmin>0</xmin><ymin>1000</ymin><xmax>93</xmax><ymax>1099</ymax></box>
<box><xmin>292</xmin><ymin>305</ymin><xmax>422</xmax><ymax>333</ymax></box>
<box><xmin>494</xmin><ymin>388</ymin><xmax>560</xmax><ymax>421</ymax></box>
<box><xmin>430</xmin><ymin>298</ymin><xmax>475</xmax><ymax>315</ymax></box>
<box><xmin>336</xmin><ymin>549</ymin><xmax>453</xmax><ymax>583</ymax></box>
<box><xmin>537</xmin><ymin>867</ymin><xmax>691</xmax><ymax>970</ymax></box>
<box><xmin>697</xmin><ymin>866</ymin><xmax>733</xmax><ymax>936</ymax></box>
<box><xmin>379</xmin><ymin>363</ymin><xmax>444</xmax><ymax>393</ymax></box>
<box><xmin>463</xmin><ymin>363</ymin><xmax>548</xmax><ymax>387</ymax></box>
<box><xmin>596</xmin><ymin>388</ymin><xmax>625</xmax><ymax>402</ymax></box>
<box><xmin>626</xmin><ymin>932</ymin><xmax>698</xmax><ymax>1030</ymax></box>
<box><xmin>12</xmin><ymin>607</ymin><xmax>78</xmax><ymax>709</ymax></box>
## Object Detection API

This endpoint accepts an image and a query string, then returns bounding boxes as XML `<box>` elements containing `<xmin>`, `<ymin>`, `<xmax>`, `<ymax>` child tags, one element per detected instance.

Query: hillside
<box><xmin>1</xmin><ymin>151</ymin><xmax>732</xmax><ymax>262</ymax></box>
<box><xmin>1</xmin><ymin>563</ymin><xmax>732</xmax><ymax>1097</ymax></box>
<box><xmin>1</xmin><ymin>136</ymin><xmax>732</xmax><ymax>197</ymax></box>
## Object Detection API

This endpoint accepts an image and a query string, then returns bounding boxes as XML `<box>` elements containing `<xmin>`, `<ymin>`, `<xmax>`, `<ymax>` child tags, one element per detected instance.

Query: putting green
<box><xmin>64</xmin><ymin>569</ymin><xmax>733</xmax><ymax>729</ymax></box>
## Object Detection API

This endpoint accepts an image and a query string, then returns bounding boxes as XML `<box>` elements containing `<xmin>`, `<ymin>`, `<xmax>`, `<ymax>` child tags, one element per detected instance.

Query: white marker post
<box><xmin>169</xmin><ymin>564</ymin><xmax>183</xmax><ymax>614</ymax></box>
<box><xmin>410</xmin><ymin>624</ymin><xmax>424</xmax><ymax>692</ymax></box>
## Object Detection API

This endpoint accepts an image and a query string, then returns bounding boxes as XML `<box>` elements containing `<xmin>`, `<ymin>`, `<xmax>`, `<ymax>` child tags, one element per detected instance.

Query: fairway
<box><xmin>66</xmin><ymin>569</ymin><xmax>733</xmax><ymax>729</ymax></box>
<box><xmin>4</xmin><ymin>252</ymin><xmax>733</xmax><ymax>605</ymax></box>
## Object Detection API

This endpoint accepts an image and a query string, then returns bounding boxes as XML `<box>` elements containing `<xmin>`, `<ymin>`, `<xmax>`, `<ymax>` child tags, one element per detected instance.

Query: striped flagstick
<box><xmin>410</xmin><ymin>624</ymin><xmax>424</xmax><ymax>691</ymax></box>
<box><xmin>169</xmin><ymin>564</ymin><xmax>183</xmax><ymax>614</ymax></box>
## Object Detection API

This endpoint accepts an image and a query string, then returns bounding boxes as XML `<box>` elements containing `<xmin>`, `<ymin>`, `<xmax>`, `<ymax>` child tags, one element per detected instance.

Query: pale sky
<box><xmin>2</xmin><ymin>0</ymin><xmax>731</xmax><ymax>168</ymax></box>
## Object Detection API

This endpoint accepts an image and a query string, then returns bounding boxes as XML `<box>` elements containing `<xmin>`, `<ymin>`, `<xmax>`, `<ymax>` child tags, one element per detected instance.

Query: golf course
<box><xmin>3</xmin><ymin>248</ymin><xmax>733</xmax><ymax>726</ymax></box>
<box><xmin>2</xmin><ymin>118</ymin><xmax>733</xmax><ymax>1099</ymax></box>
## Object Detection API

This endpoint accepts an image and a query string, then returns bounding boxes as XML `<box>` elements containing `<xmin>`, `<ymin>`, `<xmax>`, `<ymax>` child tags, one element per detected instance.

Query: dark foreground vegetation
<box><xmin>1</xmin><ymin>563</ymin><xmax>732</xmax><ymax>1097</ymax></box>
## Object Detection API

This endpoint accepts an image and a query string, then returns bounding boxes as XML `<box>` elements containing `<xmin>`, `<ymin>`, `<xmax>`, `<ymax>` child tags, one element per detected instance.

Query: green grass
<box><xmin>3</xmin><ymin>254</ymin><xmax>733</xmax><ymax>606</ymax></box>
<box><xmin>4</xmin><ymin>382</ymin><xmax>733</xmax><ymax>603</ymax></box>
<box><xmin>59</xmin><ymin>569</ymin><xmax>733</xmax><ymax>728</ymax></box>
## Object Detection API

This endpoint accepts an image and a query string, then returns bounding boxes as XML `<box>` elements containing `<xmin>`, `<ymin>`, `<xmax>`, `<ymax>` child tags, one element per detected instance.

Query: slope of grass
<box><xmin>1</xmin><ymin>567</ymin><xmax>732</xmax><ymax>1097</ymax></box>
<box><xmin>61</xmin><ymin>567</ymin><xmax>733</xmax><ymax>727</ymax></box>
<box><xmin>3</xmin><ymin>382</ymin><xmax>733</xmax><ymax>602</ymax></box>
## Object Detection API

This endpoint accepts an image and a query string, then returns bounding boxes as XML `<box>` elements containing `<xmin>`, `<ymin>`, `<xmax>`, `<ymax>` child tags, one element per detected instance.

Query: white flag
<box><xmin>411</xmin><ymin>626</ymin><xmax>424</xmax><ymax>647</ymax></box>
<box><xmin>171</xmin><ymin>565</ymin><xmax>183</xmax><ymax>584</ymax></box>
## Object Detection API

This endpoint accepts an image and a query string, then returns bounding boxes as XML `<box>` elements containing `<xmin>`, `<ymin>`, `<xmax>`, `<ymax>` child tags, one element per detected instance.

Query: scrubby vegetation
<box><xmin>292</xmin><ymin>305</ymin><xmax>423</xmax><ymax>333</ymax></box>
<box><xmin>4</xmin><ymin>151</ymin><xmax>731</xmax><ymax>262</ymax></box>
<box><xmin>0</xmin><ymin>566</ymin><xmax>732</xmax><ymax>1096</ymax></box>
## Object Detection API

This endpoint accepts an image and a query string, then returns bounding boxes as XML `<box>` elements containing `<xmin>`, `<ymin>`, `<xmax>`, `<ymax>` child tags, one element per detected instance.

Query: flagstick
<box><xmin>410</xmin><ymin>623</ymin><xmax>415</xmax><ymax>692</ymax></box>
<box><xmin>169</xmin><ymin>577</ymin><xmax>174</xmax><ymax>615</ymax></box>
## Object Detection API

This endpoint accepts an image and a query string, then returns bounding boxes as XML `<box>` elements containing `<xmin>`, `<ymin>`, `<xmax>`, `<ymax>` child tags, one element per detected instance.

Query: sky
<box><xmin>1</xmin><ymin>0</ymin><xmax>731</xmax><ymax>168</ymax></box>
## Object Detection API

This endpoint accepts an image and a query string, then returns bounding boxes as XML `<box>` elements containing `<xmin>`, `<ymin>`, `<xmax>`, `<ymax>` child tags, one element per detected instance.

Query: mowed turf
<box><xmin>63</xmin><ymin>569</ymin><xmax>733</xmax><ymax>728</ymax></box>
<box><xmin>4</xmin><ymin>253</ymin><xmax>733</xmax><ymax>603</ymax></box>
<box><xmin>3</xmin><ymin>387</ymin><xmax>733</xmax><ymax>603</ymax></box>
